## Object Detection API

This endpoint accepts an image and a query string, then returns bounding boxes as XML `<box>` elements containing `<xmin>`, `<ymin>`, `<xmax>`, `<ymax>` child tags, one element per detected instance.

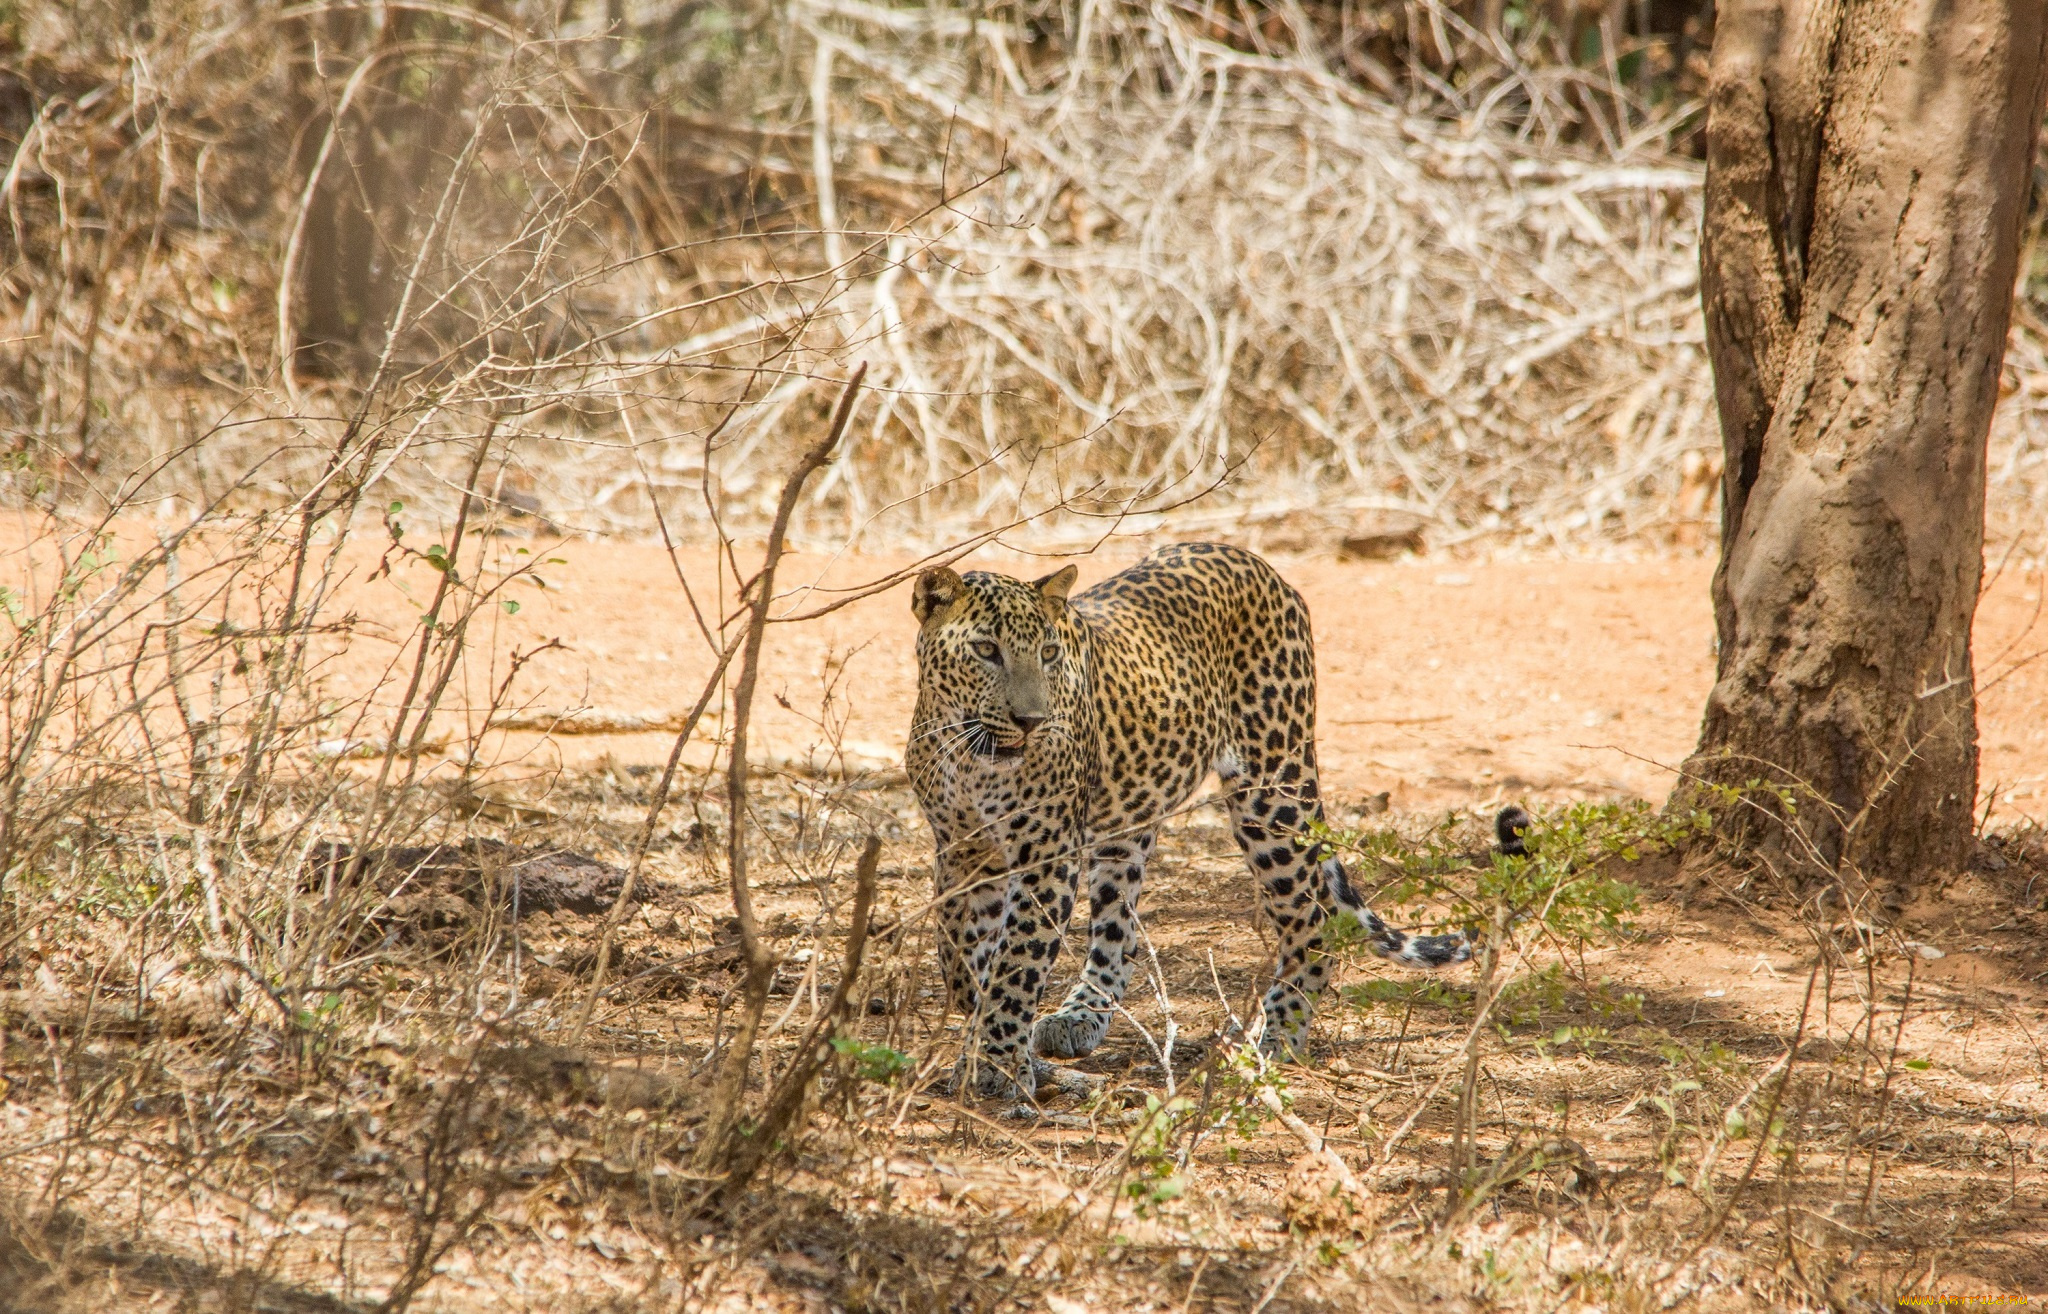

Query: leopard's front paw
<box><xmin>1032</xmin><ymin>1007</ymin><xmax>1111</xmax><ymax>1059</ymax></box>
<box><xmin>947</xmin><ymin>1050</ymin><xmax>1037</xmax><ymax>1101</ymax></box>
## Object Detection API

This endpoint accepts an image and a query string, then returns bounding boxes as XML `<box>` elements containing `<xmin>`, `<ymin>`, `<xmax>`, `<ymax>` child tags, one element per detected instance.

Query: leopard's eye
<box><xmin>1041</xmin><ymin>642</ymin><xmax>1060</xmax><ymax>664</ymax></box>
<box><xmin>970</xmin><ymin>639</ymin><xmax>1001</xmax><ymax>663</ymax></box>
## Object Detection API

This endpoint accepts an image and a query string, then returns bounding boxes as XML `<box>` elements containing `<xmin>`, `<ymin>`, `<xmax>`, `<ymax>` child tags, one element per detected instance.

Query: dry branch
<box><xmin>484</xmin><ymin>708</ymin><xmax>703</xmax><ymax>735</ymax></box>
<box><xmin>696</xmin><ymin>363</ymin><xmax>868</xmax><ymax>1163</ymax></box>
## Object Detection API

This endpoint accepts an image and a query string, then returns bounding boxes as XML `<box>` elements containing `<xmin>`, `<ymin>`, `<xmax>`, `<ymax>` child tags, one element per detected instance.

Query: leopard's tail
<box><xmin>1321</xmin><ymin>859</ymin><xmax>1475</xmax><ymax>966</ymax></box>
<box><xmin>1317</xmin><ymin>804</ymin><xmax>1534</xmax><ymax>968</ymax></box>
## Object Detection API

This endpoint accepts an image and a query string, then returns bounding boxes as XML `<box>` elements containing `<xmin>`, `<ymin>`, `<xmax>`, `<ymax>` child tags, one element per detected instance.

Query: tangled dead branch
<box><xmin>9</xmin><ymin>1</ymin><xmax>2048</xmax><ymax>552</ymax></box>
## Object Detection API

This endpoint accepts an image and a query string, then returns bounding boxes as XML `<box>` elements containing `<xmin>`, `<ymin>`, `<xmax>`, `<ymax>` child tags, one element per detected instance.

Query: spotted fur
<box><xmin>908</xmin><ymin>542</ymin><xmax>1496</xmax><ymax>1099</ymax></box>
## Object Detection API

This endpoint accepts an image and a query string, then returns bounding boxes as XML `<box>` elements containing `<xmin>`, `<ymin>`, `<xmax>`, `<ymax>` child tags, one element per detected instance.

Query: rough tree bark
<box><xmin>1682</xmin><ymin>0</ymin><xmax>2048</xmax><ymax>890</ymax></box>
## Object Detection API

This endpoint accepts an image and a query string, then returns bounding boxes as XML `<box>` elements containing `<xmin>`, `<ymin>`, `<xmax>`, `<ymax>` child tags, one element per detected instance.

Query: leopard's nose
<box><xmin>1013</xmin><ymin>713</ymin><xmax>1047</xmax><ymax>735</ymax></box>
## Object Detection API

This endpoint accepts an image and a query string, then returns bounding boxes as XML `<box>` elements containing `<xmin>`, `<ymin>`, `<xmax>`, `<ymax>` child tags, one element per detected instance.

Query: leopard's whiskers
<box><xmin>915</xmin><ymin>714</ymin><xmax>995</xmax><ymax>761</ymax></box>
<box><xmin>911</xmin><ymin>715</ymin><xmax>980</xmax><ymax>755</ymax></box>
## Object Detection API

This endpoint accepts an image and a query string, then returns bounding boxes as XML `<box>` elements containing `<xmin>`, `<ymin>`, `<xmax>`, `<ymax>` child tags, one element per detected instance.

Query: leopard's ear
<box><xmin>912</xmin><ymin>567</ymin><xmax>965</xmax><ymax>624</ymax></box>
<box><xmin>1033</xmin><ymin>564</ymin><xmax>1079</xmax><ymax>606</ymax></box>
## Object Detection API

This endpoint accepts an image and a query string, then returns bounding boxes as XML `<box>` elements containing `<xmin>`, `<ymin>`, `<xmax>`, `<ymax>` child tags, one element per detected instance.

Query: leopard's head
<box><xmin>911</xmin><ymin>563</ymin><xmax>1081</xmax><ymax>765</ymax></box>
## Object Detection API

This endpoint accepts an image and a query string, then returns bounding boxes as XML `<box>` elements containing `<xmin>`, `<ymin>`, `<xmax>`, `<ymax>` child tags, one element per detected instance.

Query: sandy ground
<box><xmin>326</xmin><ymin>532</ymin><xmax>2048</xmax><ymax>1301</ymax></box>
<box><xmin>8</xmin><ymin>528</ymin><xmax>2048</xmax><ymax>1309</ymax></box>
<box><xmin>317</xmin><ymin>536</ymin><xmax>2048</xmax><ymax>822</ymax></box>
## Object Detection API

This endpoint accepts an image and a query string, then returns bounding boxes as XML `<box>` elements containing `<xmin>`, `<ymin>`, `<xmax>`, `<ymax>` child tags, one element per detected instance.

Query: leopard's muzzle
<box><xmin>972</xmin><ymin>717</ymin><xmax>1033</xmax><ymax>763</ymax></box>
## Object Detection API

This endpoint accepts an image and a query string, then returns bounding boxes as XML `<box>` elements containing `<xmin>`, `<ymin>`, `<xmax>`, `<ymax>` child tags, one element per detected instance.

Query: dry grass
<box><xmin>783</xmin><ymin>0</ymin><xmax>1718</xmax><ymax>550</ymax></box>
<box><xmin>4</xmin><ymin>758</ymin><xmax>2046</xmax><ymax>1312</ymax></box>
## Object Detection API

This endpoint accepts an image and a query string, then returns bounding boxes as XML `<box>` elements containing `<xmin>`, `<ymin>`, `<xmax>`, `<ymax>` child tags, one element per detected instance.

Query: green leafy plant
<box><xmin>1121</xmin><ymin>1092</ymin><xmax>1195</xmax><ymax>1214</ymax></box>
<box><xmin>1100</xmin><ymin>1042</ymin><xmax>1286</xmax><ymax>1210</ymax></box>
<box><xmin>1314</xmin><ymin>801</ymin><xmax>1719</xmax><ymax>1217</ymax></box>
<box><xmin>1209</xmin><ymin>1040</ymin><xmax>1289</xmax><ymax>1140</ymax></box>
<box><xmin>1339</xmin><ymin>976</ymin><xmax>1469</xmax><ymax>1013</ymax></box>
<box><xmin>830</xmin><ymin>1035</ymin><xmax>912</xmax><ymax>1084</ymax></box>
<box><xmin>1318</xmin><ymin>799</ymin><xmax>1712</xmax><ymax>961</ymax></box>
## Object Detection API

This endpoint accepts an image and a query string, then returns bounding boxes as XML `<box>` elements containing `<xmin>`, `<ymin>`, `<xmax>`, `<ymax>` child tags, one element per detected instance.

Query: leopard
<box><xmin>906</xmin><ymin>540</ymin><xmax>1520</xmax><ymax>1100</ymax></box>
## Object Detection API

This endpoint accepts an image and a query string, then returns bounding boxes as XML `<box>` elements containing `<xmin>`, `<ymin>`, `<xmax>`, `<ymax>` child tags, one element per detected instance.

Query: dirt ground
<box><xmin>324</xmin><ymin>536</ymin><xmax>2048</xmax><ymax>822</ymax></box>
<box><xmin>8</xmin><ymin>532</ymin><xmax>2048</xmax><ymax>1312</ymax></box>
<box><xmin>325</xmin><ymin>535</ymin><xmax>2048</xmax><ymax>1305</ymax></box>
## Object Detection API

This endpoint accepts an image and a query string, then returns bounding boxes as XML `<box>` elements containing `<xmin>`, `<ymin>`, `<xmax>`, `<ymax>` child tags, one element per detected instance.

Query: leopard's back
<box><xmin>1073</xmin><ymin>542</ymin><xmax>1320</xmax><ymax>835</ymax></box>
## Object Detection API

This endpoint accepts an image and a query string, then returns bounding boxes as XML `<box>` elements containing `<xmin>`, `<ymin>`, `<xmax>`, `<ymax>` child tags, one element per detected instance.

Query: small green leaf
<box><xmin>830</xmin><ymin>1035</ymin><xmax>911</xmax><ymax>1082</ymax></box>
<box><xmin>388</xmin><ymin>500</ymin><xmax>404</xmax><ymax>514</ymax></box>
<box><xmin>502</xmin><ymin>599</ymin><xmax>520</xmax><ymax>615</ymax></box>
<box><xmin>1903</xmin><ymin>1058</ymin><xmax>1931</xmax><ymax>1071</ymax></box>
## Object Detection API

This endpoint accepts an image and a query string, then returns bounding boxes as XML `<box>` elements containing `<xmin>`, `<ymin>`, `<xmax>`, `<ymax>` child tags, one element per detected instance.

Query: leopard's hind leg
<box><xmin>1221</xmin><ymin>744</ymin><xmax>1334</xmax><ymax>1061</ymax></box>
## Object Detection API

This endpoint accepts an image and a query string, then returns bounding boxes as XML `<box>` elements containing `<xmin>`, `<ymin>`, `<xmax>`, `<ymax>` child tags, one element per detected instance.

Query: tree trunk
<box><xmin>286</xmin><ymin>10</ymin><xmax>473</xmax><ymax>376</ymax></box>
<box><xmin>1681</xmin><ymin>0</ymin><xmax>2048</xmax><ymax>891</ymax></box>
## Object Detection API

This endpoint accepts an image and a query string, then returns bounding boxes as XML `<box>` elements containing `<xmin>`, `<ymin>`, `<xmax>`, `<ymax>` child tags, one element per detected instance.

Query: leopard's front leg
<box><xmin>933</xmin><ymin>837</ymin><xmax>1009</xmax><ymax>1019</ymax></box>
<box><xmin>1034</xmin><ymin>831</ymin><xmax>1156</xmax><ymax>1059</ymax></box>
<box><xmin>958</xmin><ymin>801</ymin><xmax>1085</xmax><ymax>1100</ymax></box>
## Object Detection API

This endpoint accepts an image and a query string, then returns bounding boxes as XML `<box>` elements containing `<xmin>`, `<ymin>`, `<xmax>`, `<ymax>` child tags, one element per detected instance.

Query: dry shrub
<box><xmin>787</xmin><ymin>0</ymin><xmax>1717</xmax><ymax>549</ymax></box>
<box><xmin>9</xmin><ymin>1</ymin><xmax>2048</xmax><ymax>553</ymax></box>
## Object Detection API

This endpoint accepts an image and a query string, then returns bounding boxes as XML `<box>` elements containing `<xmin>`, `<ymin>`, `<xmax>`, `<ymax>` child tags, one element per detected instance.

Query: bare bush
<box><xmin>12</xmin><ymin>1</ymin><xmax>2048</xmax><ymax>553</ymax></box>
